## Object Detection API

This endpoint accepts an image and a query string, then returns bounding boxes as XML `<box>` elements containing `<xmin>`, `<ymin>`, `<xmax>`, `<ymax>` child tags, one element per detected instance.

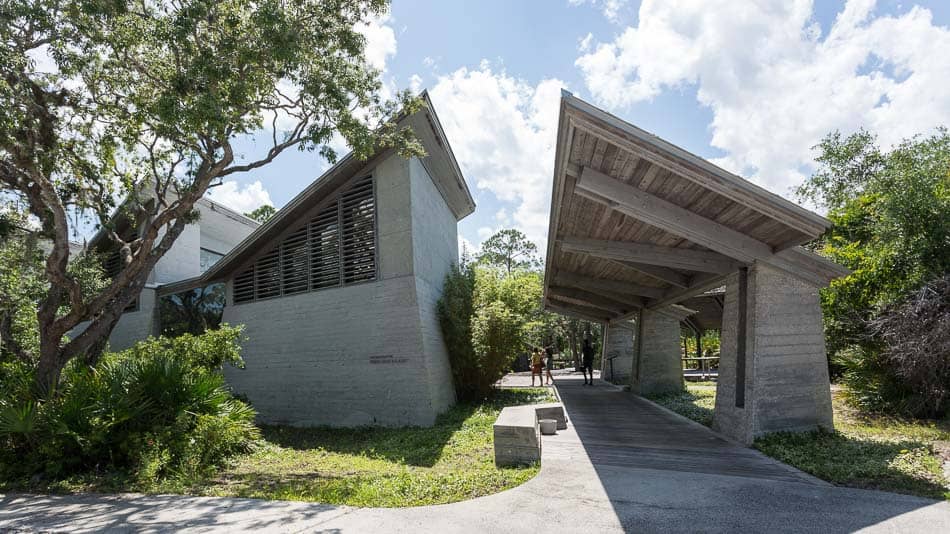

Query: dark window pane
<box><xmin>159</xmin><ymin>283</ymin><xmax>225</xmax><ymax>337</ymax></box>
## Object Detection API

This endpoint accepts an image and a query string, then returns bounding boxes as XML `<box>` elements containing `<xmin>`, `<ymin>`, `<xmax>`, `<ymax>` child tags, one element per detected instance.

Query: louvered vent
<box><xmin>232</xmin><ymin>175</ymin><xmax>376</xmax><ymax>304</ymax></box>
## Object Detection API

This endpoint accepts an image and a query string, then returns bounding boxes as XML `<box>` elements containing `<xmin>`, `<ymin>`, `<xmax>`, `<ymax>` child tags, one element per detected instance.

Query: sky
<box><xmin>207</xmin><ymin>0</ymin><xmax>950</xmax><ymax>255</ymax></box>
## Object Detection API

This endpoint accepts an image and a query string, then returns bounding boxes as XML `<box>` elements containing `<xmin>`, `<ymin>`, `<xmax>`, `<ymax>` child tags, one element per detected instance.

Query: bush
<box><xmin>842</xmin><ymin>276</ymin><xmax>950</xmax><ymax>418</ymax></box>
<box><xmin>437</xmin><ymin>263</ymin><xmax>484</xmax><ymax>401</ymax></box>
<box><xmin>0</xmin><ymin>326</ymin><xmax>259</xmax><ymax>485</ymax></box>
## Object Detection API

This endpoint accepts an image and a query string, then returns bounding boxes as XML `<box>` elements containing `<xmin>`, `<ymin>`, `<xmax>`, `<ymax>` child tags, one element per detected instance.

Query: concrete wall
<box><xmin>603</xmin><ymin>319</ymin><xmax>636</xmax><ymax>385</ymax></box>
<box><xmin>713</xmin><ymin>264</ymin><xmax>834</xmax><ymax>444</ymax></box>
<box><xmin>222</xmin><ymin>154</ymin><xmax>459</xmax><ymax>427</ymax></box>
<box><xmin>104</xmin><ymin>288</ymin><xmax>159</xmax><ymax>351</ymax></box>
<box><xmin>632</xmin><ymin>307</ymin><xmax>684</xmax><ymax>396</ymax></box>
<box><xmin>409</xmin><ymin>158</ymin><xmax>458</xmax><ymax>415</ymax></box>
<box><xmin>149</xmin><ymin>223</ymin><xmax>201</xmax><ymax>285</ymax></box>
<box><xmin>197</xmin><ymin>200</ymin><xmax>258</xmax><ymax>256</ymax></box>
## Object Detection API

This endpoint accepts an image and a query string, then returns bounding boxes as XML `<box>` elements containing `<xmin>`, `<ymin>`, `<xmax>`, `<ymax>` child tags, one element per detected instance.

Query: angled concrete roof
<box><xmin>203</xmin><ymin>91</ymin><xmax>474</xmax><ymax>281</ymax></box>
<box><xmin>542</xmin><ymin>91</ymin><xmax>849</xmax><ymax>323</ymax></box>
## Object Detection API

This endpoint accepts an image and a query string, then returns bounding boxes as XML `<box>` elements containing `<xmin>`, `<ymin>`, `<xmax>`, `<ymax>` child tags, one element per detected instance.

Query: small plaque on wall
<box><xmin>369</xmin><ymin>354</ymin><xmax>408</xmax><ymax>365</ymax></box>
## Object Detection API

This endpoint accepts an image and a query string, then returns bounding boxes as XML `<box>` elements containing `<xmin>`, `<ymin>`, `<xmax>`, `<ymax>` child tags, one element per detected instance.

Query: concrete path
<box><xmin>2</xmin><ymin>375</ymin><xmax>949</xmax><ymax>533</ymax></box>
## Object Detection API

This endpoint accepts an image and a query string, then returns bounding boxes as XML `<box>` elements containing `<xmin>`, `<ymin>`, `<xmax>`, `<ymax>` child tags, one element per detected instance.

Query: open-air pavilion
<box><xmin>542</xmin><ymin>91</ymin><xmax>851</xmax><ymax>444</ymax></box>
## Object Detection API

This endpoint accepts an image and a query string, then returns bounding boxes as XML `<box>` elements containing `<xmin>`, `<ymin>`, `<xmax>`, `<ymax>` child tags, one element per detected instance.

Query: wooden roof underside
<box><xmin>542</xmin><ymin>92</ymin><xmax>849</xmax><ymax>324</ymax></box>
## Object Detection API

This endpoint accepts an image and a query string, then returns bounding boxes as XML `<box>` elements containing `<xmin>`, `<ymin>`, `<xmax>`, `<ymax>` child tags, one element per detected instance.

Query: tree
<box><xmin>798</xmin><ymin>129</ymin><xmax>950</xmax><ymax>357</ymax></box>
<box><xmin>245</xmin><ymin>204</ymin><xmax>276</xmax><ymax>223</ymax></box>
<box><xmin>0</xmin><ymin>0</ymin><xmax>424</xmax><ymax>394</ymax></box>
<box><xmin>477</xmin><ymin>229</ymin><xmax>539</xmax><ymax>274</ymax></box>
<box><xmin>798</xmin><ymin>129</ymin><xmax>950</xmax><ymax>413</ymax></box>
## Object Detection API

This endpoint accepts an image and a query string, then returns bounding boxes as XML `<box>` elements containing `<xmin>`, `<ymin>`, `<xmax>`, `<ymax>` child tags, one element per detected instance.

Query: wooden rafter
<box><xmin>560</xmin><ymin>236</ymin><xmax>741</xmax><ymax>274</ymax></box>
<box><xmin>554</xmin><ymin>271</ymin><xmax>666</xmax><ymax>299</ymax></box>
<box><xmin>548</xmin><ymin>285</ymin><xmax>642</xmax><ymax>313</ymax></box>
<box><xmin>576</xmin><ymin>166</ymin><xmax>850</xmax><ymax>287</ymax></box>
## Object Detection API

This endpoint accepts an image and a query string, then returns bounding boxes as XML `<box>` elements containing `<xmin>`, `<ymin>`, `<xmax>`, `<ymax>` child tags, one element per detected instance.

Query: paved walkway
<box><xmin>2</xmin><ymin>375</ymin><xmax>949</xmax><ymax>533</ymax></box>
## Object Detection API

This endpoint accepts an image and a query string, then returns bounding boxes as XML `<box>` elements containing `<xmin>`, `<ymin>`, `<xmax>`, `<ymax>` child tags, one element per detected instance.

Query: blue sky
<box><xmin>209</xmin><ymin>0</ymin><xmax>950</xmax><ymax>253</ymax></box>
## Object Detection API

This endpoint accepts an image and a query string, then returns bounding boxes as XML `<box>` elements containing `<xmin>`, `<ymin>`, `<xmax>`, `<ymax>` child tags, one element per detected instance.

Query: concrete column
<box><xmin>713</xmin><ymin>264</ymin><xmax>834</xmax><ymax>444</ymax></box>
<box><xmin>632</xmin><ymin>306</ymin><xmax>688</xmax><ymax>396</ymax></box>
<box><xmin>602</xmin><ymin>319</ymin><xmax>636</xmax><ymax>385</ymax></box>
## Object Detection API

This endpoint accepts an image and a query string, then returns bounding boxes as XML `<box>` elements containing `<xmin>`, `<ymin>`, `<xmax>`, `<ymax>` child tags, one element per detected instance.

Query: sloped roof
<box><xmin>202</xmin><ymin>91</ymin><xmax>474</xmax><ymax>281</ymax></box>
<box><xmin>542</xmin><ymin>91</ymin><xmax>849</xmax><ymax>323</ymax></box>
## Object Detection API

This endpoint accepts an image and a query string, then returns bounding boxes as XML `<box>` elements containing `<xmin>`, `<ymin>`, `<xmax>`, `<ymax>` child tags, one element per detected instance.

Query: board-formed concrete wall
<box><xmin>106</xmin><ymin>288</ymin><xmax>159</xmax><ymax>351</ymax></box>
<box><xmin>222</xmin><ymin>154</ymin><xmax>459</xmax><ymax>427</ymax></box>
<box><xmin>713</xmin><ymin>264</ymin><xmax>834</xmax><ymax>444</ymax></box>
<box><xmin>632</xmin><ymin>307</ymin><xmax>685</xmax><ymax>396</ymax></box>
<box><xmin>603</xmin><ymin>320</ymin><xmax>636</xmax><ymax>385</ymax></box>
<box><xmin>409</xmin><ymin>158</ymin><xmax>458</xmax><ymax>416</ymax></box>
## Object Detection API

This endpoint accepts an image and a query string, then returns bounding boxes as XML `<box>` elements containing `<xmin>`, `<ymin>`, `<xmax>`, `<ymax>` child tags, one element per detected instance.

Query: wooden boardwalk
<box><xmin>551</xmin><ymin>377</ymin><xmax>818</xmax><ymax>484</ymax></box>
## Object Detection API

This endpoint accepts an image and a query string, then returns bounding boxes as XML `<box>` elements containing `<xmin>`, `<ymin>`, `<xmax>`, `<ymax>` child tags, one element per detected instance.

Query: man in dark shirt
<box><xmin>582</xmin><ymin>338</ymin><xmax>595</xmax><ymax>385</ymax></box>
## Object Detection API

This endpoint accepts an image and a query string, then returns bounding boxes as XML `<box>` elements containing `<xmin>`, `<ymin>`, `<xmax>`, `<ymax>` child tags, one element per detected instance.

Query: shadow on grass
<box><xmin>259</xmin><ymin>388</ymin><xmax>553</xmax><ymax>468</ymax></box>
<box><xmin>755</xmin><ymin>430</ymin><xmax>950</xmax><ymax>500</ymax></box>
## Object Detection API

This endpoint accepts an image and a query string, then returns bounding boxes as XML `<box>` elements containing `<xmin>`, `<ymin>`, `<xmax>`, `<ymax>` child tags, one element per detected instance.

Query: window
<box><xmin>233</xmin><ymin>175</ymin><xmax>376</xmax><ymax>304</ymax></box>
<box><xmin>159</xmin><ymin>283</ymin><xmax>225</xmax><ymax>337</ymax></box>
<box><xmin>200</xmin><ymin>248</ymin><xmax>224</xmax><ymax>273</ymax></box>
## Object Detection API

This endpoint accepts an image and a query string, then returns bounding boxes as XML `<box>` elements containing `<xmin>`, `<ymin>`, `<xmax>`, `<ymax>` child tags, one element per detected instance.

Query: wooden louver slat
<box><xmin>231</xmin><ymin>175</ymin><xmax>376</xmax><ymax>304</ymax></box>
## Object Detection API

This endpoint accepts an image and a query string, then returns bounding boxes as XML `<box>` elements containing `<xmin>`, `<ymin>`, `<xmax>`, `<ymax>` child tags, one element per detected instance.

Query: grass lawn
<box><xmin>188</xmin><ymin>387</ymin><xmax>554</xmax><ymax>507</ymax></box>
<box><xmin>1</xmin><ymin>388</ymin><xmax>554</xmax><ymax>507</ymax></box>
<box><xmin>647</xmin><ymin>382</ymin><xmax>950</xmax><ymax>500</ymax></box>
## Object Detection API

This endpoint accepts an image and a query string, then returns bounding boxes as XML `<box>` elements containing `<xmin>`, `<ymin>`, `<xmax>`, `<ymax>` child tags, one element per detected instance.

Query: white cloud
<box><xmin>409</xmin><ymin>73</ymin><xmax>424</xmax><ymax>94</ymax></box>
<box><xmin>356</xmin><ymin>13</ymin><xmax>397</xmax><ymax>72</ymax></box>
<box><xmin>569</xmin><ymin>0</ymin><xmax>630</xmax><ymax>24</ymax></box>
<box><xmin>430</xmin><ymin>64</ymin><xmax>565</xmax><ymax>250</ymax></box>
<box><xmin>575</xmin><ymin>0</ymin><xmax>950</xmax><ymax>195</ymax></box>
<box><xmin>206</xmin><ymin>180</ymin><xmax>273</xmax><ymax>215</ymax></box>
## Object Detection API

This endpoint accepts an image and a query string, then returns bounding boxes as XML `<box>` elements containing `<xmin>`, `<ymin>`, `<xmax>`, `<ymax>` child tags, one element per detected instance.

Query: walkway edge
<box><xmin>635</xmin><ymin>393</ymin><xmax>833</xmax><ymax>487</ymax></box>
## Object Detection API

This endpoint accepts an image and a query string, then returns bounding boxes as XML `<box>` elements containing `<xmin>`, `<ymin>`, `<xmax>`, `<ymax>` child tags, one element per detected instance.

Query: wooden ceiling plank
<box><xmin>561</xmin><ymin>236</ymin><xmax>742</xmax><ymax>274</ymax></box>
<box><xmin>545</xmin><ymin>301</ymin><xmax>612</xmax><ymax>323</ymax></box>
<box><xmin>548</xmin><ymin>286</ymin><xmax>638</xmax><ymax>314</ymax></box>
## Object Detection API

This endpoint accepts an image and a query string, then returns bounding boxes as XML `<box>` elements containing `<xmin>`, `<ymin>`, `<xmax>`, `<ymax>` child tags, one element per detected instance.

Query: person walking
<box><xmin>530</xmin><ymin>348</ymin><xmax>544</xmax><ymax>387</ymax></box>
<box><xmin>544</xmin><ymin>345</ymin><xmax>556</xmax><ymax>385</ymax></box>
<box><xmin>582</xmin><ymin>338</ymin><xmax>595</xmax><ymax>385</ymax></box>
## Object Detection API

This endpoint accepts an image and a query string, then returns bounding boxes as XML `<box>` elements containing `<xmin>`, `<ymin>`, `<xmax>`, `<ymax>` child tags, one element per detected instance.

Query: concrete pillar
<box><xmin>713</xmin><ymin>264</ymin><xmax>834</xmax><ymax>444</ymax></box>
<box><xmin>632</xmin><ymin>306</ymin><xmax>688</xmax><ymax>396</ymax></box>
<box><xmin>602</xmin><ymin>319</ymin><xmax>636</xmax><ymax>385</ymax></box>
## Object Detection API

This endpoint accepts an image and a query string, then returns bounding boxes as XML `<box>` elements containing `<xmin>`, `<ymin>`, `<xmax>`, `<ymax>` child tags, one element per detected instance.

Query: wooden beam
<box><xmin>554</xmin><ymin>271</ymin><xmax>666</xmax><ymax>299</ymax></box>
<box><xmin>576</xmin><ymin>166</ymin><xmax>773</xmax><ymax>263</ymax></box>
<box><xmin>607</xmin><ymin>259</ymin><xmax>690</xmax><ymax>289</ymax></box>
<box><xmin>549</xmin><ymin>292</ymin><xmax>625</xmax><ymax>315</ymax></box>
<box><xmin>560</xmin><ymin>236</ymin><xmax>741</xmax><ymax>274</ymax></box>
<box><xmin>647</xmin><ymin>273</ymin><xmax>728</xmax><ymax>311</ymax></box>
<box><xmin>545</xmin><ymin>301</ymin><xmax>611</xmax><ymax>323</ymax></box>
<box><xmin>548</xmin><ymin>286</ymin><xmax>642</xmax><ymax>313</ymax></box>
<box><xmin>576</xmin><ymin>166</ymin><xmax>850</xmax><ymax>287</ymax></box>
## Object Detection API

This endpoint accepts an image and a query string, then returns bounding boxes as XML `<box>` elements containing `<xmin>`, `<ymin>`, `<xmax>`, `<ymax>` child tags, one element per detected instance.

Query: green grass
<box><xmin>645</xmin><ymin>381</ymin><xmax>717</xmax><ymax>426</ymax></box>
<box><xmin>1</xmin><ymin>388</ymin><xmax>555</xmax><ymax>507</ymax></box>
<box><xmin>189</xmin><ymin>388</ymin><xmax>554</xmax><ymax>506</ymax></box>
<box><xmin>649</xmin><ymin>383</ymin><xmax>950</xmax><ymax>500</ymax></box>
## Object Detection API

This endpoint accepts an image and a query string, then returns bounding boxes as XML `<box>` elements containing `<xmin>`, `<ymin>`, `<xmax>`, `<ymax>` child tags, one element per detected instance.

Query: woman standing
<box><xmin>530</xmin><ymin>348</ymin><xmax>544</xmax><ymax>387</ymax></box>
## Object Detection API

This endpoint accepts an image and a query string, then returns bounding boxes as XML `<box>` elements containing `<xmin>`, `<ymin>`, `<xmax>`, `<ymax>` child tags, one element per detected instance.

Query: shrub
<box><xmin>471</xmin><ymin>301</ymin><xmax>523</xmax><ymax>396</ymax></box>
<box><xmin>438</xmin><ymin>264</ymin><xmax>480</xmax><ymax>400</ymax></box>
<box><xmin>843</xmin><ymin>276</ymin><xmax>950</xmax><ymax>418</ymax></box>
<box><xmin>0</xmin><ymin>326</ymin><xmax>258</xmax><ymax>485</ymax></box>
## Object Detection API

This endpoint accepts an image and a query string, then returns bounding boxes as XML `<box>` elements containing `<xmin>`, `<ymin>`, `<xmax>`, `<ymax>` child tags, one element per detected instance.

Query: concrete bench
<box><xmin>493</xmin><ymin>406</ymin><xmax>541</xmax><ymax>467</ymax></box>
<box><xmin>493</xmin><ymin>403</ymin><xmax>568</xmax><ymax>467</ymax></box>
<box><xmin>534</xmin><ymin>403</ymin><xmax>567</xmax><ymax>430</ymax></box>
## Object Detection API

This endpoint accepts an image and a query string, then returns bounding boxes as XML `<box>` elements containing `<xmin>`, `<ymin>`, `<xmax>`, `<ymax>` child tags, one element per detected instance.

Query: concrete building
<box><xmin>541</xmin><ymin>91</ymin><xmax>849</xmax><ymax>444</ymax></box>
<box><xmin>100</xmin><ymin>94</ymin><xmax>475</xmax><ymax>427</ymax></box>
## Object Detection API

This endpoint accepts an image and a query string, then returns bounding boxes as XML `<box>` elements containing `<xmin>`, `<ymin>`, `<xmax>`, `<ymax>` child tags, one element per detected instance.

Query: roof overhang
<box><xmin>542</xmin><ymin>91</ymin><xmax>849</xmax><ymax>323</ymax></box>
<box><xmin>201</xmin><ymin>91</ymin><xmax>474</xmax><ymax>282</ymax></box>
